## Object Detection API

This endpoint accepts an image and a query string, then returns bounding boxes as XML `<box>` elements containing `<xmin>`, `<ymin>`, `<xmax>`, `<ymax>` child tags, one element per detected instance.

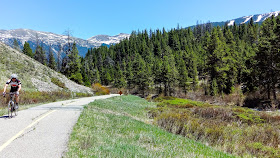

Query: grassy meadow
<box><xmin>66</xmin><ymin>95</ymin><xmax>233</xmax><ymax>158</ymax></box>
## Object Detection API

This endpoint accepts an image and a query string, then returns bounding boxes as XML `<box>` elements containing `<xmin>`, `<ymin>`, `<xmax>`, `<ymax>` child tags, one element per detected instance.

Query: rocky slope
<box><xmin>0</xmin><ymin>42</ymin><xmax>93</xmax><ymax>94</ymax></box>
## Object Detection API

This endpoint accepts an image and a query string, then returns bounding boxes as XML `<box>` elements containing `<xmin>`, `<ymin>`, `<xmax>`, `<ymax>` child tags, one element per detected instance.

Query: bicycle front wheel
<box><xmin>8</xmin><ymin>101</ymin><xmax>13</xmax><ymax>118</ymax></box>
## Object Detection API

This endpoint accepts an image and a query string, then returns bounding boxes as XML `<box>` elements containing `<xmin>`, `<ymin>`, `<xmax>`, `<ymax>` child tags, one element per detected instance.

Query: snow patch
<box><xmin>87</xmin><ymin>33</ymin><xmax>130</xmax><ymax>45</ymax></box>
<box><xmin>241</xmin><ymin>15</ymin><xmax>253</xmax><ymax>24</ymax></box>
<box><xmin>255</xmin><ymin>15</ymin><xmax>262</xmax><ymax>22</ymax></box>
<box><xmin>228</xmin><ymin>20</ymin><xmax>235</xmax><ymax>26</ymax></box>
<box><xmin>274</xmin><ymin>11</ymin><xmax>280</xmax><ymax>17</ymax></box>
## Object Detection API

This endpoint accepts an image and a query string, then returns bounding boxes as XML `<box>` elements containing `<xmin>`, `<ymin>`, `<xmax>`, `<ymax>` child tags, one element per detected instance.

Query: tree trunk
<box><xmin>164</xmin><ymin>83</ymin><xmax>167</xmax><ymax>96</ymax></box>
<box><xmin>267</xmin><ymin>83</ymin><xmax>271</xmax><ymax>100</ymax></box>
<box><xmin>272</xmin><ymin>82</ymin><xmax>277</xmax><ymax>100</ymax></box>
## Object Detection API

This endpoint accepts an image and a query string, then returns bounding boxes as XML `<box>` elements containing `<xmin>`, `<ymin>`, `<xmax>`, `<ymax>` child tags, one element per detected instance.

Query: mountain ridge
<box><xmin>0</xmin><ymin>29</ymin><xmax>130</xmax><ymax>57</ymax></box>
<box><xmin>0</xmin><ymin>11</ymin><xmax>279</xmax><ymax>57</ymax></box>
<box><xmin>211</xmin><ymin>11</ymin><xmax>280</xmax><ymax>27</ymax></box>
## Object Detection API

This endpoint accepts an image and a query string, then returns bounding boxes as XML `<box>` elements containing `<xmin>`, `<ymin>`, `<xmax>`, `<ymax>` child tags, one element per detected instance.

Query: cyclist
<box><xmin>2</xmin><ymin>74</ymin><xmax>21</xmax><ymax>109</ymax></box>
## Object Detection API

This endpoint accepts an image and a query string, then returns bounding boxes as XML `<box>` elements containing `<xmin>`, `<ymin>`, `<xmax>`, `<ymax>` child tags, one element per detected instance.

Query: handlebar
<box><xmin>5</xmin><ymin>92</ymin><xmax>16</xmax><ymax>94</ymax></box>
<box><xmin>3</xmin><ymin>92</ymin><xmax>17</xmax><ymax>97</ymax></box>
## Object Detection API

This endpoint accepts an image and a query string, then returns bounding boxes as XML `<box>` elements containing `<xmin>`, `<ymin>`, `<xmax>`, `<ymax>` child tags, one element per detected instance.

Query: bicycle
<box><xmin>3</xmin><ymin>92</ymin><xmax>18</xmax><ymax>118</ymax></box>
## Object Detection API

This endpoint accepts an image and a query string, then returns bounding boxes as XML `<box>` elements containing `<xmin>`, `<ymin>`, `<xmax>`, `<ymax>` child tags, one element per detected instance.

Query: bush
<box><xmin>92</xmin><ymin>83</ymin><xmax>110</xmax><ymax>95</ymax></box>
<box><xmin>70</xmin><ymin>72</ymin><xmax>83</xmax><ymax>84</ymax></box>
<box><xmin>155</xmin><ymin>96</ymin><xmax>210</xmax><ymax>108</ymax></box>
<box><xmin>51</xmin><ymin>77</ymin><xmax>66</xmax><ymax>89</ymax></box>
<box><xmin>75</xmin><ymin>92</ymin><xmax>92</xmax><ymax>98</ymax></box>
<box><xmin>0</xmin><ymin>89</ymin><xmax>91</xmax><ymax>108</ymax></box>
<box><xmin>150</xmin><ymin>96</ymin><xmax>280</xmax><ymax>157</ymax></box>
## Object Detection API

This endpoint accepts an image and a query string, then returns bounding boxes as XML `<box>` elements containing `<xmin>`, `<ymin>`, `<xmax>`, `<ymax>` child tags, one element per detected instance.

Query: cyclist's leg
<box><xmin>15</xmin><ymin>95</ymin><xmax>19</xmax><ymax>104</ymax></box>
<box><xmin>14</xmin><ymin>93</ymin><xmax>19</xmax><ymax>109</ymax></box>
<box><xmin>11</xmin><ymin>87</ymin><xmax>19</xmax><ymax>104</ymax></box>
<box><xmin>10</xmin><ymin>89</ymin><xmax>18</xmax><ymax>110</ymax></box>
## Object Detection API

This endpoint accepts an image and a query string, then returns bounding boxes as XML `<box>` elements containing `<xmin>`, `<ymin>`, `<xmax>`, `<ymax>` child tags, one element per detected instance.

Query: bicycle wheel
<box><xmin>11</xmin><ymin>101</ymin><xmax>15</xmax><ymax>118</ymax></box>
<box><xmin>14</xmin><ymin>103</ymin><xmax>18</xmax><ymax>116</ymax></box>
<box><xmin>8</xmin><ymin>101</ymin><xmax>13</xmax><ymax>118</ymax></box>
<box><xmin>7</xmin><ymin>101</ymin><xmax>10</xmax><ymax>118</ymax></box>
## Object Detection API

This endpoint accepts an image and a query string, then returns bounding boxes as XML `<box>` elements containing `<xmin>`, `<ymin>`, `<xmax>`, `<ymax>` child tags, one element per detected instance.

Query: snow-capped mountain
<box><xmin>0</xmin><ymin>29</ymin><xmax>130</xmax><ymax>57</ymax></box>
<box><xmin>87</xmin><ymin>33</ymin><xmax>130</xmax><ymax>46</ymax></box>
<box><xmin>225</xmin><ymin>11</ymin><xmax>280</xmax><ymax>26</ymax></box>
<box><xmin>1</xmin><ymin>11</ymin><xmax>279</xmax><ymax>58</ymax></box>
<box><xmin>190</xmin><ymin>11</ymin><xmax>280</xmax><ymax>28</ymax></box>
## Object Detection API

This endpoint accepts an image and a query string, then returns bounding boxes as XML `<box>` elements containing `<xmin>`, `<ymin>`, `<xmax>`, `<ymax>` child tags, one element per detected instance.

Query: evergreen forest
<box><xmin>21</xmin><ymin>15</ymin><xmax>280</xmax><ymax>105</ymax></box>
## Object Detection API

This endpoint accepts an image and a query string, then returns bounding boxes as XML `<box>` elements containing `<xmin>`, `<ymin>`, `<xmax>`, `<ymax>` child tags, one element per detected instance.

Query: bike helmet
<box><xmin>11</xmin><ymin>74</ymin><xmax>18</xmax><ymax>79</ymax></box>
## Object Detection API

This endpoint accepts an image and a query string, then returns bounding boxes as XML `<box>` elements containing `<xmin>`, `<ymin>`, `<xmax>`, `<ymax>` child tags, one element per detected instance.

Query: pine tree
<box><xmin>178</xmin><ymin>57</ymin><xmax>189</xmax><ymax>94</ymax></box>
<box><xmin>224</xmin><ymin>29</ymin><xmax>238</xmax><ymax>93</ymax></box>
<box><xmin>34</xmin><ymin>45</ymin><xmax>47</xmax><ymax>65</ymax></box>
<box><xmin>206</xmin><ymin>27</ymin><xmax>227</xmax><ymax>95</ymax></box>
<box><xmin>57</xmin><ymin>43</ymin><xmax>63</xmax><ymax>72</ymax></box>
<box><xmin>114</xmin><ymin>63</ymin><xmax>126</xmax><ymax>88</ymax></box>
<box><xmin>13</xmin><ymin>39</ymin><xmax>21</xmax><ymax>52</ymax></box>
<box><xmin>81</xmin><ymin>58</ymin><xmax>91</xmax><ymax>87</ymax></box>
<box><xmin>94</xmin><ymin>68</ymin><xmax>101</xmax><ymax>83</ymax></box>
<box><xmin>126</xmin><ymin>60</ymin><xmax>134</xmax><ymax>89</ymax></box>
<box><xmin>48</xmin><ymin>46</ymin><xmax>56</xmax><ymax>70</ymax></box>
<box><xmin>103</xmin><ymin>68</ymin><xmax>112</xmax><ymax>85</ymax></box>
<box><xmin>132</xmin><ymin>53</ymin><xmax>150</xmax><ymax>96</ymax></box>
<box><xmin>256</xmin><ymin>16</ymin><xmax>279</xmax><ymax>100</ymax></box>
<box><xmin>22</xmin><ymin>41</ymin><xmax>33</xmax><ymax>58</ymax></box>
<box><xmin>153</xmin><ymin>57</ymin><xmax>163</xmax><ymax>94</ymax></box>
<box><xmin>162</xmin><ymin>54</ymin><xmax>178</xmax><ymax>96</ymax></box>
<box><xmin>66</xmin><ymin>42</ymin><xmax>83</xmax><ymax>84</ymax></box>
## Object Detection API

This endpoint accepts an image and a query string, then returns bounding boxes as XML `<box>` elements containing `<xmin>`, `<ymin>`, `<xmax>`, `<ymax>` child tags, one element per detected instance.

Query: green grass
<box><xmin>156</xmin><ymin>96</ymin><xmax>210</xmax><ymax>108</ymax></box>
<box><xmin>66</xmin><ymin>95</ymin><xmax>234</xmax><ymax>158</ymax></box>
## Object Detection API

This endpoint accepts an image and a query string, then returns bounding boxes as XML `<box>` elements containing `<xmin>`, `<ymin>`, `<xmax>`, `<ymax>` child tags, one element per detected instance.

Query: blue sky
<box><xmin>0</xmin><ymin>0</ymin><xmax>279</xmax><ymax>39</ymax></box>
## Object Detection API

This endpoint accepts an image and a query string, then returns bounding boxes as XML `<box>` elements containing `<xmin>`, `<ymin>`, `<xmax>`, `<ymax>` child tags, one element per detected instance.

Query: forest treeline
<box><xmin>19</xmin><ymin>15</ymin><xmax>280</xmax><ymax>101</ymax></box>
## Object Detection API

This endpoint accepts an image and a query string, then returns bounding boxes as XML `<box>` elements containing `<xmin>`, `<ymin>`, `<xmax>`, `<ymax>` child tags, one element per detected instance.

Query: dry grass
<box><xmin>0</xmin><ymin>89</ymin><xmax>91</xmax><ymax>107</ymax></box>
<box><xmin>149</xmin><ymin>96</ymin><xmax>280</xmax><ymax>157</ymax></box>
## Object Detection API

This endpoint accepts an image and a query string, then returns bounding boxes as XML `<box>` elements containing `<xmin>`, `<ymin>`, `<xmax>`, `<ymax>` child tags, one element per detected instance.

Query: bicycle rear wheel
<box><xmin>14</xmin><ymin>104</ymin><xmax>18</xmax><ymax>116</ymax></box>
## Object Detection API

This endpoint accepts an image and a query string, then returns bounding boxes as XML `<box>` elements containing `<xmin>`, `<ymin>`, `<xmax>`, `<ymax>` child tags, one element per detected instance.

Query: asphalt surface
<box><xmin>0</xmin><ymin>94</ymin><xmax>119</xmax><ymax>158</ymax></box>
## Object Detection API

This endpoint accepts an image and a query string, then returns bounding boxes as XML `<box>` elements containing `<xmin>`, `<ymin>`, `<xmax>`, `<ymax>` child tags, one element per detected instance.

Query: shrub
<box><xmin>92</xmin><ymin>83</ymin><xmax>110</xmax><ymax>95</ymax></box>
<box><xmin>51</xmin><ymin>77</ymin><xmax>66</xmax><ymax>89</ymax></box>
<box><xmin>150</xmin><ymin>96</ymin><xmax>280</xmax><ymax>157</ymax></box>
<box><xmin>75</xmin><ymin>92</ymin><xmax>92</xmax><ymax>98</ymax></box>
<box><xmin>0</xmin><ymin>89</ymin><xmax>91</xmax><ymax>108</ymax></box>
<box><xmin>156</xmin><ymin>97</ymin><xmax>209</xmax><ymax>108</ymax></box>
<box><xmin>70</xmin><ymin>72</ymin><xmax>83</xmax><ymax>84</ymax></box>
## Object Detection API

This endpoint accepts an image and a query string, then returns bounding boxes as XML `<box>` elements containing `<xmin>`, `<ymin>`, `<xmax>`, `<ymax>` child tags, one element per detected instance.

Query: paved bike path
<box><xmin>0</xmin><ymin>94</ymin><xmax>119</xmax><ymax>158</ymax></box>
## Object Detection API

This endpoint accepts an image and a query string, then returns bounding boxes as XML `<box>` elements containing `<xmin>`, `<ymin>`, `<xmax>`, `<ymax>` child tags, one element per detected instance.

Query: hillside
<box><xmin>0</xmin><ymin>42</ymin><xmax>92</xmax><ymax>94</ymax></box>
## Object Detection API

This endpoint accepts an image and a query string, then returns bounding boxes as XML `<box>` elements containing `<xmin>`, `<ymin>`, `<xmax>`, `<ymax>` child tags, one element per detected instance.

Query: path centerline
<box><xmin>0</xmin><ymin>110</ymin><xmax>56</xmax><ymax>152</ymax></box>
